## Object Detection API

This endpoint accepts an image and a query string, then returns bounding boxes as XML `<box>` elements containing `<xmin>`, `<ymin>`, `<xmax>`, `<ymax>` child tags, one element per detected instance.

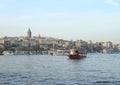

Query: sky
<box><xmin>0</xmin><ymin>0</ymin><xmax>120</xmax><ymax>43</ymax></box>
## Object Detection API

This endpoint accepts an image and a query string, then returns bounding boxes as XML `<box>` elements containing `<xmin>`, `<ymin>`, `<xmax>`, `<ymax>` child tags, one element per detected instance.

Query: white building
<box><xmin>87</xmin><ymin>40</ymin><xmax>93</xmax><ymax>52</ymax></box>
<box><xmin>103</xmin><ymin>41</ymin><xmax>114</xmax><ymax>53</ymax></box>
<box><xmin>103</xmin><ymin>41</ymin><xmax>113</xmax><ymax>49</ymax></box>
<box><xmin>75</xmin><ymin>40</ymin><xmax>86</xmax><ymax>48</ymax></box>
<box><xmin>0</xmin><ymin>38</ymin><xmax>4</xmax><ymax>44</ymax></box>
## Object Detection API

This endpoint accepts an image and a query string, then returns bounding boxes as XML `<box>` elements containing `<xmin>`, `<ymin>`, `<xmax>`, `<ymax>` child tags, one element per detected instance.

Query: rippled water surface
<box><xmin>0</xmin><ymin>53</ymin><xmax>120</xmax><ymax>85</ymax></box>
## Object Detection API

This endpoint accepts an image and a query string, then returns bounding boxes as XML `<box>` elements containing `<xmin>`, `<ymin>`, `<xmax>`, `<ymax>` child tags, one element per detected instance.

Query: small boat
<box><xmin>67</xmin><ymin>49</ymin><xmax>86</xmax><ymax>59</ymax></box>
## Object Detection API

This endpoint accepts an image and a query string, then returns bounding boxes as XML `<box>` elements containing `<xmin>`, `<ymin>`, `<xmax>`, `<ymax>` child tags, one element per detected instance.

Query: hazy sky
<box><xmin>0</xmin><ymin>0</ymin><xmax>120</xmax><ymax>43</ymax></box>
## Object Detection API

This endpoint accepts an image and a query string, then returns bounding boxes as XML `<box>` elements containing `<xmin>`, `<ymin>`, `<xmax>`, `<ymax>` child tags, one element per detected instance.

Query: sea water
<box><xmin>0</xmin><ymin>53</ymin><xmax>120</xmax><ymax>85</ymax></box>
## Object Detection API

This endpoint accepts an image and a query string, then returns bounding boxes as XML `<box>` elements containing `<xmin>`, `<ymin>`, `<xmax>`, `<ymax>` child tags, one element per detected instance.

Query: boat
<box><xmin>2</xmin><ymin>51</ymin><xmax>13</xmax><ymax>55</ymax></box>
<box><xmin>67</xmin><ymin>49</ymin><xmax>86</xmax><ymax>59</ymax></box>
<box><xmin>49</xmin><ymin>50</ymin><xmax>69</xmax><ymax>56</ymax></box>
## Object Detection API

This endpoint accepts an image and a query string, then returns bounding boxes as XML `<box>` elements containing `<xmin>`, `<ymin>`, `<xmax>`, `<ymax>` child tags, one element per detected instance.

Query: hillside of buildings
<box><xmin>0</xmin><ymin>29</ymin><xmax>120</xmax><ymax>55</ymax></box>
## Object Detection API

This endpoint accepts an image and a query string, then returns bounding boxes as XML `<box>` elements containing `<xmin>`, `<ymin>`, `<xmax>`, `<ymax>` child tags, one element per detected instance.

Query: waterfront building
<box><xmin>113</xmin><ymin>44</ymin><xmax>120</xmax><ymax>52</ymax></box>
<box><xmin>29</xmin><ymin>39</ymin><xmax>38</xmax><ymax>46</ymax></box>
<box><xmin>39</xmin><ymin>37</ymin><xmax>58</xmax><ymax>50</ymax></box>
<box><xmin>0</xmin><ymin>38</ymin><xmax>4</xmax><ymax>44</ymax></box>
<box><xmin>87</xmin><ymin>40</ymin><xmax>93</xmax><ymax>52</ymax></box>
<box><xmin>75</xmin><ymin>40</ymin><xmax>81</xmax><ymax>48</ymax></box>
<box><xmin>117</xmin><ymin>44</ymin><xmax>120</xmax><ymax>52</ymax></box>
<box><xmin>62</xmin><ymin>41</ymin><xmax>69</xmax><ymax>50</ymax></box>
<box><xmin>103</xmin><ymin>41</ymin><xmax>113</xmax><ymax>49</ymax></box>
<box><xmin>68</xmin><ymin>40</ymin><xmax>75</xmax><ymax>48</ymax></box>
<box><xmin>102</xmin><ymin>41</ymin><xmax>114</xmax><ymax>53</ymax></box>
<box><xmin>4</xmin><ymin>37</ymin><xmax>11</xmax><ymax>47</ymax></box>
<box><xmin>75</xmin><ymin>40</ymin><xmax>86</xmax><ymax>48</ymax></box>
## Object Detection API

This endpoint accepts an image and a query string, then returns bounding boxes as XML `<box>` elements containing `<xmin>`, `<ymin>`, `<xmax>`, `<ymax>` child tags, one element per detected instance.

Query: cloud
<box><xmin>104</xmin><ymin>0</ymin><xmax>119</xmax><ymax>7</ymax></box>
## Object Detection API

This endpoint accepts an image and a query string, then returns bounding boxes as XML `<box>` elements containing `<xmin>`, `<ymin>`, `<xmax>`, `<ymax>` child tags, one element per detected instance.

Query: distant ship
<box><xmin>67</xmin><ymin>48</ymin><xmax>86</xmax><ymax>59</ymax></box>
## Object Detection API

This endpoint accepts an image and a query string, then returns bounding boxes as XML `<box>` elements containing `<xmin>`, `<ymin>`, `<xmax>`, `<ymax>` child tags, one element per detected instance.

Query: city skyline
<box><xmin>0</xmin><ymin>0</ymin><xmax>120</xmax><ymax>43</ymax></box>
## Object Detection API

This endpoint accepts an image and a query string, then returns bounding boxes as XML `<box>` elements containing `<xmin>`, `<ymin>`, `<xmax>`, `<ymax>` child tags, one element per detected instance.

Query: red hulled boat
<box><xmin>67</xmin><ymin>49</ymin><xmax>86</xmax><ymax>59</ymax></box>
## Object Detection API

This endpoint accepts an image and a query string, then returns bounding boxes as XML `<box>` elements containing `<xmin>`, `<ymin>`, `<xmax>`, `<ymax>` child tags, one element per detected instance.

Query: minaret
<box><xmin>27</xmin><ymin>28</ymin><xmax>32</xmax><ymax>39</ymax></box>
